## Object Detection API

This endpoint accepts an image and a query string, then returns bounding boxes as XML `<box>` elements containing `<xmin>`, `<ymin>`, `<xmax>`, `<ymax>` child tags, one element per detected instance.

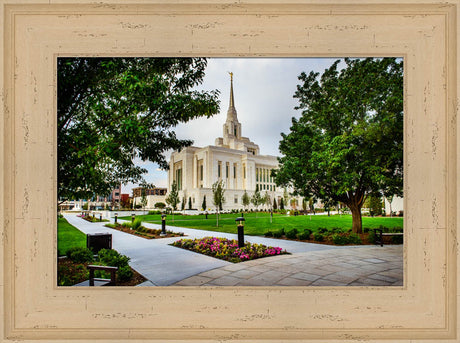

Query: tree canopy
<box><xmin>274</xmin><ymin>58</ymin><xmax>403</xmax><ymax>233</ymax></box>
<box><xmin>58</xmin><ymin>57</ymin><xmax>220</xmax><ymax>200</ymax></box>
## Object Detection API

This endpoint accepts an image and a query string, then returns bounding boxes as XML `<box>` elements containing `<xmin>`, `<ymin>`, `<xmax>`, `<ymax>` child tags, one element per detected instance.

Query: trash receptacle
<box><xmin>87</xmin><ymin>233</ymin><xmax>112</xmax><ymax>254</ymax></box>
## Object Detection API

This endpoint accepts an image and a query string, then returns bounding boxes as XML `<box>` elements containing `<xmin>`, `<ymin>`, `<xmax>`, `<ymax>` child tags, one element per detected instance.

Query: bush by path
<box><xmin>123</xmin><ymin>212</ymin><xmax>403</xmax><ymax>237</ymax></box>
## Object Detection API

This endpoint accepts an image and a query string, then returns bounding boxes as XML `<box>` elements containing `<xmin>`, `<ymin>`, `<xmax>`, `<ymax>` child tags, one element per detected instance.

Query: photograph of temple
<box><xmin>168</xmin><ymin>73</ymin><xmax>295</xmax><ymax>211</ymax></box>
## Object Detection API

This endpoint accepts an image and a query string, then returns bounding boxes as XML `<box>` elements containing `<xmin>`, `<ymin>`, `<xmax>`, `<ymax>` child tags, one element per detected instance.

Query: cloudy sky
<box><xmin>123</xmin><ymin>58</ymin><xmax>341</xmax><ymax>194</ymax></box>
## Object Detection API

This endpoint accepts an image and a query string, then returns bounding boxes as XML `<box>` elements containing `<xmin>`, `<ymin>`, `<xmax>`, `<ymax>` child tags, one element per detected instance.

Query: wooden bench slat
<box><xmin>88</xmin><ymin>265</ymin><xmax>118</xmax><ymax>286</ymax></box>
<box><xmin>374</xmin><ymin>229</ymin><xmax>403</xmax><ymax>247</ymax></box>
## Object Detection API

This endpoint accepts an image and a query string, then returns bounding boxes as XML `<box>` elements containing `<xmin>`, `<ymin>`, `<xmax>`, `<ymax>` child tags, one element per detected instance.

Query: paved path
<box><xmin>173</xmin><ymin>245</ymin><xmax>403</xmax><ymax>286</ymax></box>
<box><xmin>64</xmin><ymin>214</ymin><xmax>230</xmax><ymax>286</ymax></box>
<box><xmin>63</xmin><ymin>214</ymin><xmax>403</xmax><ymax>287</ymax></box>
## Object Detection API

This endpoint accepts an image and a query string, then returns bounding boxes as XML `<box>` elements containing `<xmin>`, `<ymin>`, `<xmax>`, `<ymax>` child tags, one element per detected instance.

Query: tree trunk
<box><xmin>349</xmin><ymin>203</ymin><xmax>363</xmax><ymax>234</ymax></box>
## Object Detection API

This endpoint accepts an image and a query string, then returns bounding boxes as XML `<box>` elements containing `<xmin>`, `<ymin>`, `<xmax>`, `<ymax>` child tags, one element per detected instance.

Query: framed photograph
<box><xmin>1</xmin><ymin>0</ymin><xmax>458</xmax><ymax>341</ymax></box>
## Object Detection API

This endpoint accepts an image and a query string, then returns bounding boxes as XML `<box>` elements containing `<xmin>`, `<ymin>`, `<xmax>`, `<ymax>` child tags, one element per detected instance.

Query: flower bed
<box><xmin>105</xmin><ymin>222</ymin><xmax>184</xmax><ymax>239</ymax></box>
<box><xmin>170</xmin><ymin>237</ymin><xmax>288</xmax><ymax>263</ymax></box>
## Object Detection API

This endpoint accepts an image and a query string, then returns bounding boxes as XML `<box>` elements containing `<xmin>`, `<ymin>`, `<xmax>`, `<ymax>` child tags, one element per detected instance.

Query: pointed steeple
<box><xmin>227</xmin><ymin>72</ymin><xmax>237</xmax><ymax>121</ymax></box>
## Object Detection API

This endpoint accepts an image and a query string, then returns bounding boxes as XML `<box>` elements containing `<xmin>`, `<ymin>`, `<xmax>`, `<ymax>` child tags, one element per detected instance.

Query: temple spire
<box><xmin>222</xmin><ymin>72</ymin><xmax>241</xmax><ymax>140</ymax></box>
<box><xmin>227</xmin><ymin>72</ymin><xmax>237</xmax><ymax>120</ymax></box>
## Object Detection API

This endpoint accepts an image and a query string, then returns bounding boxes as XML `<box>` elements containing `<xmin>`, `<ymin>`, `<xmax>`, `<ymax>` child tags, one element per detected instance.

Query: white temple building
<box><xmin>168</xmin><ymin>74</ymin><xmax>300</xmax><ymax>211</ymax></box>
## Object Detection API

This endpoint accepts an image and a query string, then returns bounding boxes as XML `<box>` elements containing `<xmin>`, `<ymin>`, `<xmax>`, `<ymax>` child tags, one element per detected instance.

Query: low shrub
<box><xmin>303</xmin><ymin>228</ymin><xmax>312</xmax><ymax>237</ymax></box>
<box><xmin>58</xmin><ymin>262</ymin><xmax>89</xmax><ymax>286</ymax></box>
<box><xmin>122</xmin><ymin>222</ymin><xmax>131</xmax><ymax>228</ymax></box>
<box><xmin>368</xmin><ymin>230</ymin><xmax>376</xmax><ymax>244</ymax></box>
<box><xmin>348</xmin><ymin>233</ymin><xmax>362</xmax><ymax>244</ymax></box>
<box><xmin>264</xmin><ymin>231</ymin><xmax>274</xmax><ymax>237</ymax></box>
<box><xmin>297</xmin><ymin>231</ymin><xmax>310</xmax><ymax>240</ymax></box>
<box><xmin>313</xmin><ymin>232</ymin><xmax>324</xmax><ymax>242</ymax></box>
<box><xmin>285</xmin><ymin>228</ymin><xmax>298</xmax><ymax>239</ymax></box>
<box><xmin>392</xmin><ymin>235</ymin><xmax>404</xmax><ymax>244</ymax></box>
<box><xmin>98</xmin><ymin>249</ymin><xmax>130</xmax><ymax>268</ymax></box>
<box><xmin>65</xmin><ymin>247</ymin><xmax>94</xmax><ymax>263</ymax></box>
<box><xmin>117</xmin><ymin>265</ymin><xmax>134</xmax><ymax>282</ymax></box>
<box><xmin>273</xmin><ymin>230</ymin><xmax>284</xmax><ymax>238</ymax></box>
<box><xmin>330</xmin><ymin>227</ymin><xmax>342</xmax><ymax>234</ymax></box>
<box><xmin>332</xmin><ymin>234</ymin><xmax>349</xmax><ymax>245</ymax></box>
<box><xmin>148</xmin><ymin>210</ymin><xmax>163</xmax><ymax>215</ymax></box>
<box><xmin>390</xmin><ymin>226</ymin><xmax>403</xmax><ymax>233</ymax></box>
<box><xmin>131</xmin><ymin>218</ymin><xmax>143</xmax><ymax>231</ymax></box>
<box><xmin>317</xmin><ymin>227</ymin><xmax>328</xmax><ymax>234</ymax></box>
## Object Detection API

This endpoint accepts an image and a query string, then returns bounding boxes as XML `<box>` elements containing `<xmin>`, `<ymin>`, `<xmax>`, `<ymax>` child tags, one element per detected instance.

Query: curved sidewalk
<box><xmin>63</xmin><ymin>214</ymin><xmax>231</xmax><ymax>286</ymax></box>
<box><xmin>63</xmin><ymin>214</ymin><xmax>403</xmax><ymax>287</ymax></box>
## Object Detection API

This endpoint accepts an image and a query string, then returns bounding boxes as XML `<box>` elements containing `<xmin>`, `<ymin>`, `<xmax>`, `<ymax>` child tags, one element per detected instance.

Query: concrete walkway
<box><xmin>64</xmin><ymin>214</ymin><xmax>230</xmax><ymax>286</ymax></box>
<box><xmin>63</xmin><ymin>214</ymin><xmax>403</xmax><ymax>287</ymax></box>
<box><xmin>173</xmin><ymin>245</ymin><xmax>403</xmax><ymax>286</ymax></box>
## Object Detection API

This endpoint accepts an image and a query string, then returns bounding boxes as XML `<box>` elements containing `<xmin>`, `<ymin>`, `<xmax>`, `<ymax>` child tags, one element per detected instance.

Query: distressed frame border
<box><xmin>0</xmin><ymin>1</ymin><xmax>458</xmax><ymax>342</ymax></box>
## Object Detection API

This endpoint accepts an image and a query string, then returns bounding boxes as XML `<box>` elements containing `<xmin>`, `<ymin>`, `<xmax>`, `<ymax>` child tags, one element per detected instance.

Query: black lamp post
<box><xmin>131</xmin><ymin>213</ymin><xmax>135</xmax><ymax>222</ymax></box>
<box><xmin>235</xmin><ymin>217</ymin><xmax>245</xmax><ymax>248</ymax></box>
<box><xmin>205</xmin><ymin>211</ymin><xmax>208</xmax><ymax>219</ymax></box>
<box><xmin>114</xmin><ymin>213</ymin><xmax>118</xmax><ymax>224</ymax></box>
<box><xmin>161</xmin><ymin>214</ymin><xmax>167</xmax><ymax>236</ymax></box>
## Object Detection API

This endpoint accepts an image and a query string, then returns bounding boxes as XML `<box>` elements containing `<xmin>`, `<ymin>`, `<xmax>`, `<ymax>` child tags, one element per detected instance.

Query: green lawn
<box><xmin>57</xmin><ymin>217</ymin><xmax>86</xmax><ymax>256</ymax></box>
<box><xmin>120</xmin><ymin>212</ymin><xmax>403</xmax><ymax>236</ymax></box>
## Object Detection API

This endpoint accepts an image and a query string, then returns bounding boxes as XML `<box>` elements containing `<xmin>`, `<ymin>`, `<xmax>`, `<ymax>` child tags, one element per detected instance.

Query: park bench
<box><xmin>373</xmin><ymin>228</ymin><xmax>403</xmax><ymax>247</ymax></box>
<box><xmin>74</xmin><ymin>265</ymin><xmax>118</xmax><ymax>286</ymax></box>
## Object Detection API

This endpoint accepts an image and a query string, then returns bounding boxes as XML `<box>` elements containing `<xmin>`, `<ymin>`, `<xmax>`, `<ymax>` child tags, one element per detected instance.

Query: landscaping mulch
<box><xmin>57</xmin><ymin>258</ymin><xmax>146</xmax><ymax>286</ymax></box>
<box><xmin>81</xmin><ymin>215</ymin><xmax>109</xmax><ymax>223</ymax></box>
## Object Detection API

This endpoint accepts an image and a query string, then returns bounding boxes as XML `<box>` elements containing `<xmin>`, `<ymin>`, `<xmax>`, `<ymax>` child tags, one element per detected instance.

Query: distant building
<box><xmin>59</xmin><ymin>184</ymin><xmax>123</xmax><ymax>211</ymax></box>
<box><xmin>384</xmin><ymin>196</ymin><xmax>404</xmax><ymax>216</ymax></box>
<box><xmin>132</xmin><ymin>187</ymin><xmax>167</xmax><ymax>198</ymax></box>
<box><xmin>167</xmin><ymin>73</ymin><xmax>302</xmax><ymax>211</ymax></box>
<box><xmin>95</xmin><ymin>183</ymin><xmax>122</xmax><ymax>209</ymax></box>
<box><xmin>132</xmin><ymin>187</ymin><xmax>167</xmax><ymax>209</ymax></box>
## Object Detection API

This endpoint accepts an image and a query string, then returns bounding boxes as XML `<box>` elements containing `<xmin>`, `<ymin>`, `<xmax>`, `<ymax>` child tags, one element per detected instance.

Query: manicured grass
<box><xmin>120</xmin><ymin>212</ymin><xmax>403</xmax><ymax>236</ymax></box>
<box><xmin>57</xmin><ymin>217</ymin><xmax>86</xmax><ymax>256</ymax></box>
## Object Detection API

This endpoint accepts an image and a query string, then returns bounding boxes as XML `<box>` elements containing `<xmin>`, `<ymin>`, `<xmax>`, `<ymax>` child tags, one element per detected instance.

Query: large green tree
<box><xmin>274</xmin><ymin>58</ymin><xmax>403</xmax><ymax>233</ymax></box>
<box><xmin>58</xmin><ymin>58</ymin><xmax>219</xmax><ymax>201</ymax></box>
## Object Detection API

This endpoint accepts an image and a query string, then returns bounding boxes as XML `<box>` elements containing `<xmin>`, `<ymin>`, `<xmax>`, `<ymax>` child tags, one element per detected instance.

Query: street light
<box><xmin>114</xmin><ymin>213</ymin><xmax>118</xmax><ymax>224</ymax></box>
<box><xmin>161</xmin><ymin>214</ymin><xmax>167</xmax><ymax>236</ymax></box>
<box><xmin>131</xmin><ymin>213</ymin><xmax>135</xmax><ymax>222</ymax></box>
<box><xmin>235</xmin><ymin>217</ymin><xmax>245</xmax><ymax>248</ymax></box>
